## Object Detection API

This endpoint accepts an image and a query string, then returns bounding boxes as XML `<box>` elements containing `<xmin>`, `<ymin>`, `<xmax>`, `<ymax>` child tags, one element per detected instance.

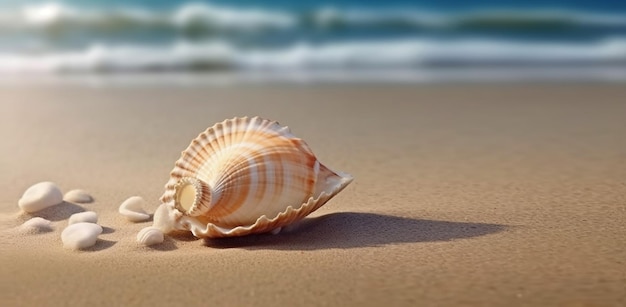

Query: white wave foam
<box><xmin>237</xmin><ymin>38</ymin><xmax>626</xmax><ymax>71</ymax></box>
<box><xmin>171</xmin><ymin>2</ymin><xmax>294</xmax><ymax>29</ymax></box>
<box><xmin>311</xmin><ymin>7</ymin><xmax>448</xmax><ymax>28</ymax></box>
<box><xmin>312</xmin><ymin>7</ymin><xmax>626</xmax><ymax>27</ymax></box>
<box><xmin>22</xmin><ymin>3</ymin><xmax>75</xmax><ymax>26</ymax></box>
<box><xmin>0</xmin><ymin>2</ymin><xmax>295</xmax><ymax>31</ymax></box>
<box><xmin>0</xmin><ymin>2</ymin><xmax>624</xmax><ymax>33</ymax></box>
<box><xmin>460</xmin><ymin>9</ymin><xmax>626</xmax><ymax>27</ymax></box>
<box><xmin>1</xmin><ymin>37</ymin><xmax>625</xmax><ymax>74</ymax></box>
<box><xmin>0</xmin><ymin>41</ymin><xmax>234</xmax><ymax>73</ymax></box>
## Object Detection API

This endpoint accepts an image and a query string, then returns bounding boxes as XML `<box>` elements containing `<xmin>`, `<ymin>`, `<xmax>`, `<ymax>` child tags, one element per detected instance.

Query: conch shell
<box><xmin>157</xmin><ymin>116</ymin><xmax>353</xmax><ymax>238</ymax></box>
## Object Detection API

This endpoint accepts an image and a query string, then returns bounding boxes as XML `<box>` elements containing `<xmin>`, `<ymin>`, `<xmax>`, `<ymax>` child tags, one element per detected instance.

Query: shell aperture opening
<box><xmin>178</xmin><ymin>184</ymin><xmax>196</xmax><ymax>211</ymax></box>
<box><xmin>174</xmin><ymin>177</ymin><xmax>210</xmax><ymax>216</ymax></box>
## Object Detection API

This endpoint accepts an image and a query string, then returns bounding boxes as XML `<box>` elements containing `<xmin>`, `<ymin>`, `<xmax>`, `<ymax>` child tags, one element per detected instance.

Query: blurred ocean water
<box><xmin>0</xmin><ymin>0</ymin><xmax>625</xmax><ymax>83</ymax></box>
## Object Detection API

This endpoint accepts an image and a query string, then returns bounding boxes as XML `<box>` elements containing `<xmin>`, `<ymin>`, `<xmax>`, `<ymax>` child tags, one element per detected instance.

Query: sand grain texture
<box><xmin>0</xmin><ymin>85</ymin><xmax>624</xmax><ymax>306</ymax></box>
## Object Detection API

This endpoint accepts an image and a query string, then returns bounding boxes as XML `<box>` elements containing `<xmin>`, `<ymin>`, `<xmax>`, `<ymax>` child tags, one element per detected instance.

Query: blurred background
<box><xmin>0</xmin><ymin>0</ymin><xmax>625</xmax><ymax>84</ymax></box>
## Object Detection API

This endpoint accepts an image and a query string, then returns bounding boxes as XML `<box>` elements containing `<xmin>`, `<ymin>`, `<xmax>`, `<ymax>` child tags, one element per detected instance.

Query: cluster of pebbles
<box><xmin>17</xmin><ymin>181</ymin><xmax>164</xmax><ymax>250</ymax></box>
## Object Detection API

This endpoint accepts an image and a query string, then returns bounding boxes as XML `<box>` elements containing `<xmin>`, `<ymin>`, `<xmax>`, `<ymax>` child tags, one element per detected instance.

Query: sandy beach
<box><xmin>0</xmin><ymin>84</ymin><xmax>624</xmax><ymax>306</ymax></box>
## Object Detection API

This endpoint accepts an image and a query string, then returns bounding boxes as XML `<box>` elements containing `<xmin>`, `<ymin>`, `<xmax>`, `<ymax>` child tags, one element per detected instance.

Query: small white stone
<box><xmin>152</xmin><ymin>203</ymin><xmax>175</xmax><ymax>233</ymax></box>
<box><xmin>20</xmin><ymin>217</ymin><xmax>53</xmax><ymax>233</ymax></box>
<box><xmin>64</xmin><ymin>189</ymin><xmax>94</xmax><ymax>204</ymax></box>
<box><xmin>137</xmin><ymin>226</ymin><xmax>164</xmax><ymax>246</ymax></box>
<box><xmin>68</xmin><ymin>211</ymin><xmax>98</xmax><ymax>225</ymax></box>
<box><xmin>18</xmin><ymin>182</ymin><xmax>63</xmax><ymax>213</ymax></box>
<box><xmin>118</xmin><ymin>196</ymin><xmax>151</xmax><ymax>222</ymax></box>
<box><xmin>61</xmin><ymin>222</ymin><xmax>103</xmax><ymax>250</ymax></box>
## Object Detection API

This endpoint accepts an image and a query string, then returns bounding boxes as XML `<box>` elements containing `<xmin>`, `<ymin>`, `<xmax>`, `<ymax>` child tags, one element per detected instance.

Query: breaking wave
<box><xmin>1</xmin><ymin>37</ymin><xmax>625</xmax><ymax>73</ymax></box>
<box><xmin>0</xmin><ymin>2</ymin><xmax>624</xmax><ymax>35</ymax></box>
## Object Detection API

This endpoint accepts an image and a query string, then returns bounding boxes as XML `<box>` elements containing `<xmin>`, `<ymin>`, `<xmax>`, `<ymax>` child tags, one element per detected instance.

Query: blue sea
<box><xmin>1</xmin><ymin>0</ymin><xmax>625</xmax><ymax>83</ymax></box>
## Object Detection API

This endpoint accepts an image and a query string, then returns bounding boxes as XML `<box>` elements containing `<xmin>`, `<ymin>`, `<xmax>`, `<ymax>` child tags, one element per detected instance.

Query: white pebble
<box><xmin>61</xmin><ymin>222</ymin><xmax>103</xmax><ymax>250</ymax></box>
<box><xmin>152</xmin><ymin>203</ymin><xmax>175</xmax><ymax>233</ymax></box>
<box><xmin>137</xmin><ymin>226</ymin><xmax>164</xmax><ymax>246</ymax></box>
<box><xmin>64</xmin><ymin>189</ymin><xmax>94</xmax><ymax>203</ymax></box>
<box><xmin>20</xmin><ymin>217</ymin><xmax>53</xmax><ymax>233</ymax></box>
<box><xmin>68</xmin><ymin>211</ymin><xmax>98</xmax><ymax>225</ymax></box>
<box><xmin>18</xmin><ymin>182</ymin><xmax>63</xmax><ymax>213</ymax></box>
<box><xmin>119</xmin><ymin>196</ymin><xmax>151</xmax><ymax>222</ymax></box>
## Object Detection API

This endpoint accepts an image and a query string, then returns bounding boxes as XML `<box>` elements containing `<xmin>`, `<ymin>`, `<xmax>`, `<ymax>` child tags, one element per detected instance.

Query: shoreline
<box><xmin>1</xmin><ymin>68</ymin><xmax>626</xmax><ymax>87</ymax></box>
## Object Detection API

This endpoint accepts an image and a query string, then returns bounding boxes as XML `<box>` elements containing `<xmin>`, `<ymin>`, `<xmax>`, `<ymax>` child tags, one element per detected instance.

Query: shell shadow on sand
<box><xmin>20</xmin><ymin>201</ymin><xmax>85</xmax><ymax>222</ymax></box>
<box><xmin>147</xmin><ymin>235</ymin><xmax>180</xmax><ymax>251</ymax></box>
<box><xmin>83</xmin><ymin>239</ymin><xmax>117</xmax><ymax>252</ymax></box>
<box><xmin>203</xmin><ymin>212</ymin><xmax>508</xmax><ymax>250</ymax></box>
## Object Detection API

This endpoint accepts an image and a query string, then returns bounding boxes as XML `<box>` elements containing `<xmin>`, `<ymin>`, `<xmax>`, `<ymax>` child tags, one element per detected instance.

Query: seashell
<box><xmin>68</xmin><ymin>211</ymin><xmax>98</xmax><ymax>225</ymax></box>
<box><xmin>158</xmin><ymin>116</ymin><xmax>353</xmax><ymax>238</ymax></box>
<box><xmin>18</xmin><ymin>182</ymin><xmax>63</xmax><ymax>213</ymax></box>
<box><xmin>118</xmin><ymin>196</ymin><xmax>151</xmax><ymax>222</ymax></box>
<box><xmin>61</xmin><ymin>222</ymin><xmax>103</xmax><ymax>250</ymax></box>
<box><xmin>20</xmin><ymin>217</ymin><xmax>54</xmax><ymax>234</ymax></box>
<box><xmin>64</xmin><ymin>189</ymin><xmax>94</xmax><ymax>204</ymax></box>
<box><xmin>137</xmin><ymin>226</ymin><xmax>164</xmax><ymax>246</ymax></box>
<box><xmin>153</xmin><ymin>203</ymin><xmax>176</xmax><ymax>234</ymax></box>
